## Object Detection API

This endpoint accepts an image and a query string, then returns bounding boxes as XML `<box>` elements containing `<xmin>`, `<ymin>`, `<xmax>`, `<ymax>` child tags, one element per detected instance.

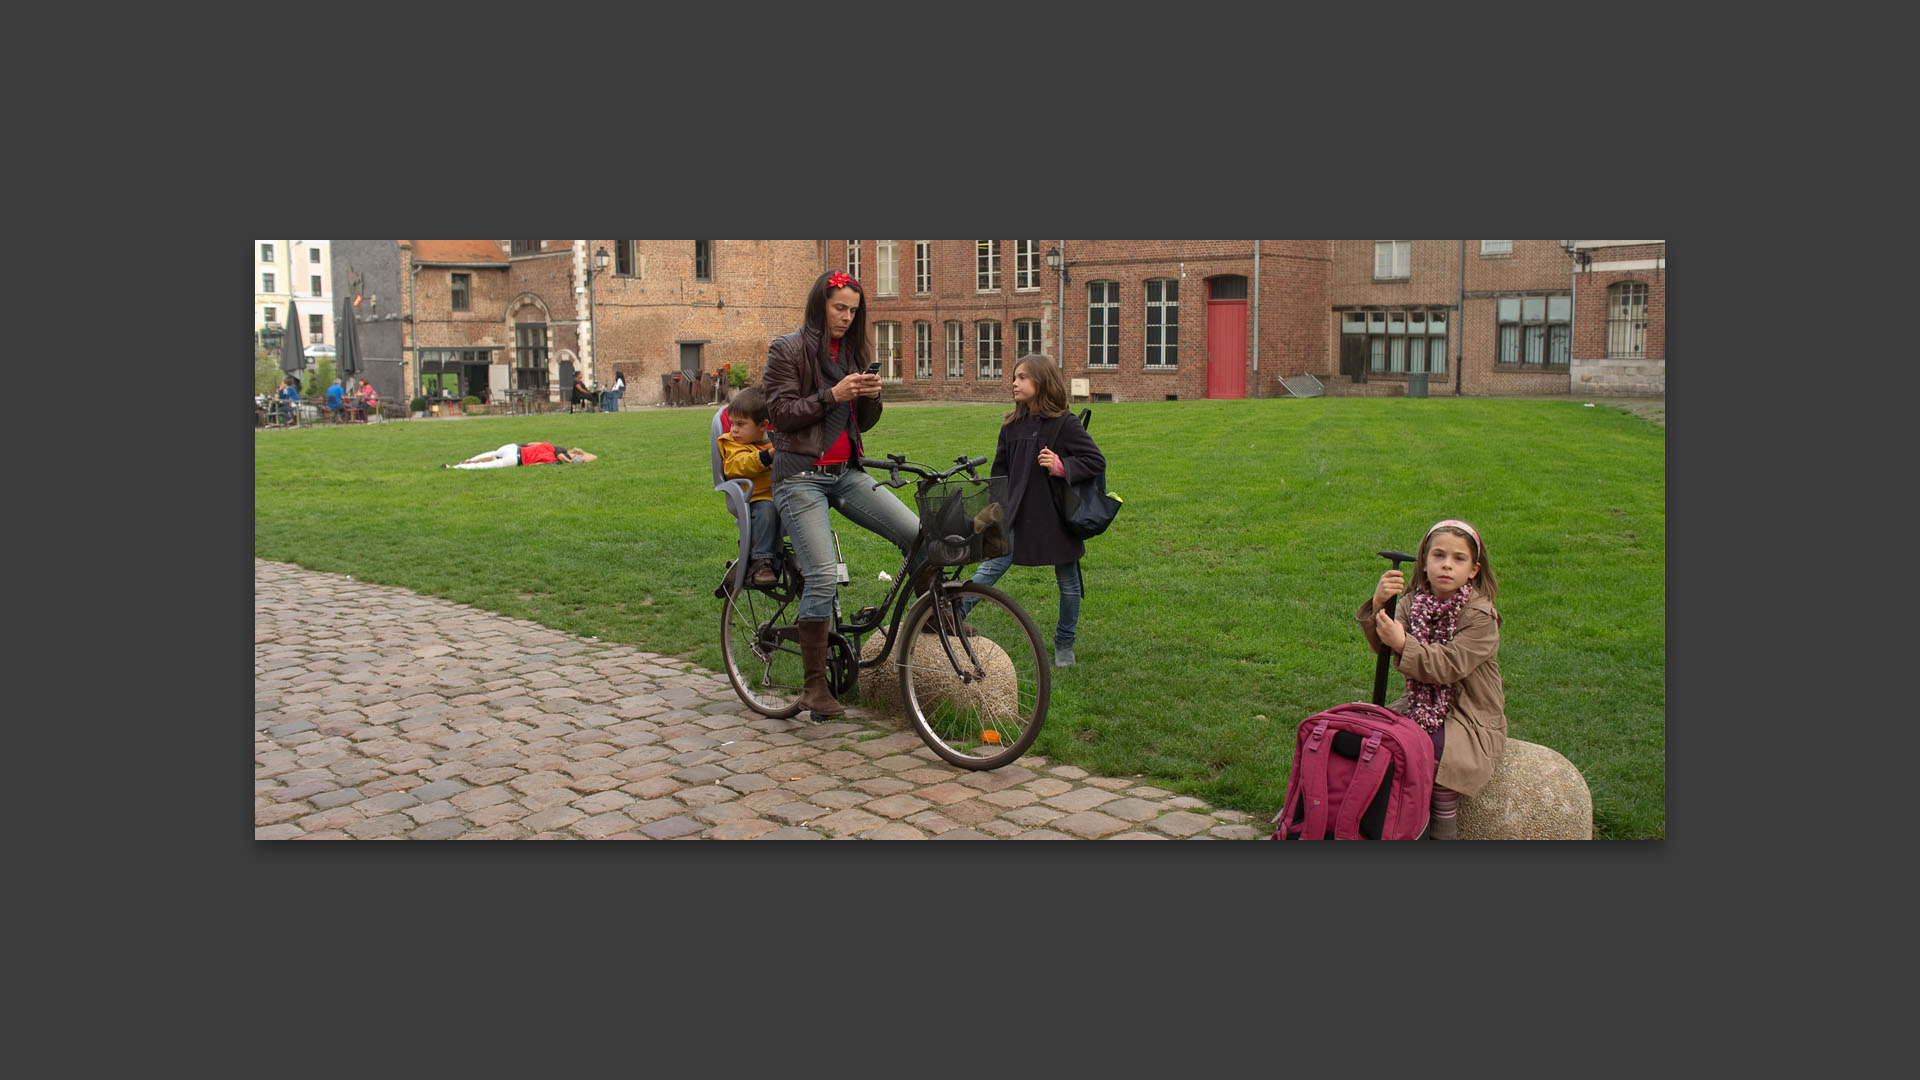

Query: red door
<box><xmin>1205</xmin><ymin>286</ymin><xmax>1248</xmax><ymax>399</ymax></box>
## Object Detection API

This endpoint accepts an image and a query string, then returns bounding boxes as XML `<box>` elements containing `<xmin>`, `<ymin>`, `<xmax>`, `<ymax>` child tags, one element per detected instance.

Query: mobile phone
<box><xmin>865</xmin><ymin>362</ymin><xmax>881</xmax><ymax>375</ymax></box>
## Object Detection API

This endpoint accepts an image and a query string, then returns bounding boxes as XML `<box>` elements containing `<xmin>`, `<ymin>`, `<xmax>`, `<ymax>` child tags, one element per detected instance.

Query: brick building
<box><xmin>851</xmin><ymin>238</ymin><xmax>1663</xmax><ymax>402</ymax></box>
<box><xmin>381</xmin><ymin>239</ymin><xmax>824</xmax><ymax>408</ymax></box>
<box><xmin>317</xmin><ymin>239</ymin><xmax>1662</xmax><ymax>410</ymax></box>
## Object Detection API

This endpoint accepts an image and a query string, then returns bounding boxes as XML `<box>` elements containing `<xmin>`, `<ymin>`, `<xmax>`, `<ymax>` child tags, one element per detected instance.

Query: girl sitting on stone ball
<box><xmin>1357</xmin><ymin>518</ymin><xmax>1507</xmax><ymax>840</ymax></box>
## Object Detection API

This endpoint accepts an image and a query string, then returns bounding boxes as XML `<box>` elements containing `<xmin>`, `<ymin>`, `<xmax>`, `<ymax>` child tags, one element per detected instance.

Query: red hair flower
<box><xmin>827</xmin><ymin>271</ymin><xmax>857</xmax><ymax>290</ymax></box>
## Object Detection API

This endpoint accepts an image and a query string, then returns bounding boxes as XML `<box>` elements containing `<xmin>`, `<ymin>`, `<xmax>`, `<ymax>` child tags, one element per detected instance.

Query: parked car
<box><xmin>305</xmin><ymin>344</ymin><xmax>336</xmax><ymax>359</ymax></box>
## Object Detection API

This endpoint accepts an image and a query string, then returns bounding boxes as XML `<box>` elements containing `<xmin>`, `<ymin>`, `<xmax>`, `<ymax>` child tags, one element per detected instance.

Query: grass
<box><xmin>255</xmin><ymin>397</ymin><xmax>1666</xmax><ymax>838</ymax></box>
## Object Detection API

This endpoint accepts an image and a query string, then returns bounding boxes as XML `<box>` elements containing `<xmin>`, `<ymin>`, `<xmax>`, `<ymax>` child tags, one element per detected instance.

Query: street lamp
<box><xmin>1045</xmin><ymin>245</ymin><xmax>1064</xmax><ymax>280</ymax></box>
<box><xmin>595</xmin><ymin>245</ymin><xmax>610</xmax><ymax>274</ymax></box>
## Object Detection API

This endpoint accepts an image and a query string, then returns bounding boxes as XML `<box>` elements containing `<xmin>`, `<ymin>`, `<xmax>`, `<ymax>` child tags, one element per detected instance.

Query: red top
<box><xmin>519</xmin><ymin>442</ymin><xmax>558</xmax><ymax>465</ymax></box>
<box><xmin>815</xmin><ymin>338</ymin><xmax>854</xmax><ymax>465</ymax></box>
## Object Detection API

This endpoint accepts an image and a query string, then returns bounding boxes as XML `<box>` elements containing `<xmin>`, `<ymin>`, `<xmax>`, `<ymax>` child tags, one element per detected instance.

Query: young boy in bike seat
<box><xmin>717</xmin><ymin>385</ymin><xmax>782</xmax><ymax>588</ymax></box>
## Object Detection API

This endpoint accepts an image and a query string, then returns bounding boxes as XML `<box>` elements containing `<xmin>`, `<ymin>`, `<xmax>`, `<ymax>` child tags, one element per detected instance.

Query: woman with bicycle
<box><xmin>764</xmin><ymin>270</ymin><xmax>925</xmax><ymax>720</ymax></box>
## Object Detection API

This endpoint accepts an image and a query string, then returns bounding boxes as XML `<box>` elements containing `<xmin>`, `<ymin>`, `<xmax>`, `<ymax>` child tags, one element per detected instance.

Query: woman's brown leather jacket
<box><xmin>763</xmin><ymin>325</ymin><xmax>882</xmax><ymax>461</ymax></box>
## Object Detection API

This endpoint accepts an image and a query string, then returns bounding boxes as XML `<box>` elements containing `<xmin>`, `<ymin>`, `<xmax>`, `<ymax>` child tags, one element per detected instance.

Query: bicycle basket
<box><xmin>915</xmin><ymin>475</ymin><xmax>1009</xmax><ymax>567</ymax></box>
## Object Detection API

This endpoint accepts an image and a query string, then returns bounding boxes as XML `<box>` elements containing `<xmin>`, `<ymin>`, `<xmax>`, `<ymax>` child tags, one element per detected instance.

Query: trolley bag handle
<box><xmin>1372</xmin><ymin>550</ymin><xmax>1418</xmax><ymax>706</ymax></box>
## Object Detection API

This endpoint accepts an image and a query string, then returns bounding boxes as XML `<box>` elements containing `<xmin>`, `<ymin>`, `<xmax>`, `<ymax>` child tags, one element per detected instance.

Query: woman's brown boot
<box><xmin>795</xmin><ymin>619</ymin><xmax>844</xmax><ymax>719</ymax></box>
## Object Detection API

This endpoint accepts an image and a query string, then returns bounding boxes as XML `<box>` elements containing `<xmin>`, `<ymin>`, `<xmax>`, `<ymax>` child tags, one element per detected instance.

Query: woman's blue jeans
<box><xmin>964</xmin><ymin>530</ymin><xmax>1082</xmax><ymax>648</ymax></box>
<box><xmin>772</xmin><ymin>468</ymin><xmax>923</xmax><ymax>623</ymax></box>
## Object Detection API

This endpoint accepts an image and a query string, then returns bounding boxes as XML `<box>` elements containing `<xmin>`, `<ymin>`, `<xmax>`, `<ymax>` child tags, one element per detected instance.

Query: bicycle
<box><xmin>716</xmin><ymin>453</ymin><xmax>1050</xmax><ymax>770</ymax></box>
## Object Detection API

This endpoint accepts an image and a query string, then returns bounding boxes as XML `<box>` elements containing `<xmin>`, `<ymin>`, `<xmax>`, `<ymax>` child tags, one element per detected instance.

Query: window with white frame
<box><xmin>1352</xmin><ymin>308</ymin><xmax>1450</xmax><ymax>374</ymax></box>
<box><xmin>1497</xmin><ymin>296</ymin><xmax>1572</xmax><ymax>366</ymax></box>
<box><xmin>846</xmin><ymin>241</ymin><xmax>860</xmax><ymax>283</ymax></box>
<box><xmin>946</xmin><ymin>321</ymin><xmax>964</xmax><ymax>378</ymax></box>
<box><xmin>1607</xmin><ymin>283</ymin><xmax>1647</xmax><ymax>358</ymax></box>
<box><xmin>1015</xmin><ymin>318</ymin><xmax>1043</xmax><ymax>361</ymax></box>
<box><xmin>915</xmin><ymin>321</ymin><xmax>932</xmax><ymax>379</ymax></box>
<box><xmin>976</xmin><ymin>240</ymin><xmax>1000</xmax><ymax>291</ymax></box>
<box><xmin>1374</xmin><ymin>241</ymin><xmax>1411</xmax><ymax>280</ymax></box>
<box><xmin>310</xmin><ymin>248</ymin><xmax>322</xmax><ymax>264</ymax></box>
<box><xmin>262</xmin><ymin>272</ymin><xmax>275</xmax><ymax>292</ymax></box>
<box><xmin>1015</xmin><ymin>240</ymin><xmax>1040</xmax><ymax>290</ymax></box>
<box><xmin>1088</xmin><ymin>282</ymin><xmax>1119</xmax><ymax>368</ymax></box>
<box><xmin>1144</xmin><ymin>279</ymin><xmax>1178</xmax><ymax>368</ymax></box>
<box><xmin>1480</xmin><ymin>240</ymin><xmax>1513</xmax><ymax>256</ymax></box>
<box><xmin>915</xmin><ymin>241</ymin><xmax>931</xmax><ymax>293</ymax></box>
<box><xmin>260</xmin><ymin>243</ymin><xmax>274</xmax><ymax>263</ymax></box>
<box><xmin>876</xmin><ymin>240</ymin><xmax>897</xmax><ymax>296</ymax></box>
<box><xmin>976</xmin><ymin>320</ymin><xmax>1002</xmax><ymax>379</ymax></box>
<box><xmin>874</xmin><ymin>321</ymin><xmax>902</xmax><ymax>379</ymax></box>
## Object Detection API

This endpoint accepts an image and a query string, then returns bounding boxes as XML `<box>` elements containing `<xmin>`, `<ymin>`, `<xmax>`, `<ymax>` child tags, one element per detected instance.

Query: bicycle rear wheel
<box><xmin>720</xmin><ymin>579</ymin><xmax>805</xmax><ymax>718</ymax></box>
<box><xmin>898</xmin><ymin>583</ymin><xmax>1049</xmax><ymax>770</ymax></box>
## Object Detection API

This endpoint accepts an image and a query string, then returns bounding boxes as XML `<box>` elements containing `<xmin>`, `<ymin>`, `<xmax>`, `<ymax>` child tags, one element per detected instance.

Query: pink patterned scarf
<box><xmin>1402</xmin><ymin>581</ymin><xmax>1472</xmax><ymax>731</ymax></box>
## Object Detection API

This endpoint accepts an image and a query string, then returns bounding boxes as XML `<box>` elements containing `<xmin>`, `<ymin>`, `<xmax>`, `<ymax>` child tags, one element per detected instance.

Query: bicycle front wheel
<box><xmin>898</xmin><ymin>583</ymin><xmax>1049</xmax><ymax>770</ymax></box>
<box><xmin>720</xmin><ymin>580</ymin><xmax>805</xmax><ymax>718</ymax></box>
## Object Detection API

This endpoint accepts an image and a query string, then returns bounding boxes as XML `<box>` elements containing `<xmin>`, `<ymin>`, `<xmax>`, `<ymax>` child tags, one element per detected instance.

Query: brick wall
<box><xmin>856</xmin><ymin>239</ymin><xmax>1331</xmax><ymax>404</ymax></box>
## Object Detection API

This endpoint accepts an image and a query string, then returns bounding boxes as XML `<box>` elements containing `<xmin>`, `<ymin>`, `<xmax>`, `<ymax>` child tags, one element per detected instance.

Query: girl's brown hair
<box><xmin>1002</xmin><ymin>353</ymin><xmax>1069</xmax><ymax>425</ymax></box>
<box><xmin>1408</xmin><ymin>520</ymin><xmax>1497</xmax><ymax>603</ymax></box>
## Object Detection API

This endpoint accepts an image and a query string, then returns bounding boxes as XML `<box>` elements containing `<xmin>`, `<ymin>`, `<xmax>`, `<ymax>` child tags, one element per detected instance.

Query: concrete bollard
<box><xmin>1457</xmin><ymin>738</ymin><xmax>1593</xmax><ymax>840</ymax></box>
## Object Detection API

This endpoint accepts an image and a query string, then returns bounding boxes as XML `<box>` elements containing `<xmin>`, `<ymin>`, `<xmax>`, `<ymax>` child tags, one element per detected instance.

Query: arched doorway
<box><xmin>1205</xmin><ymin>275</ymin><xmax>1248</xmax><ymax>399</ymax></box>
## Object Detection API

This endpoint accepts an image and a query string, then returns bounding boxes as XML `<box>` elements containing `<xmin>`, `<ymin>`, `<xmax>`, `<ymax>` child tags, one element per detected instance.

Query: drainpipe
<box><xmin>585</xmin><ymin>240</ymin><xmax>598</xmax><ymax>394</ymax></box>
<box><xmin>1569</xmin><ymin>242</ymin><xmax>1577</xmax><ymax>388</ymax></box>
<box><xmin>1454</xmin><ymin>239</ymin><xmax>1465</xmax><ymax>395</ymax></box>
<box><xmin>408</xmin><ymin>245</ymin><xmax>421</xmax><ymax>404</ymax></box>
<box><xmin>1056</xmin><ymin>240</ymin><xmax>1064</xmax><ymax>364</ymax></box>
<box><xmin>1251</xmin><ymin>240</ymin><xmax>1261</xmax><ymax>398</ymax></box>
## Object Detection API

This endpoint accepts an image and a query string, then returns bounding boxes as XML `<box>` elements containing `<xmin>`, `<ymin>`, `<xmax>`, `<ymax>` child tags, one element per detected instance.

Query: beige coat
<box><xmin>1357</xmin><ymin>591</ymin><xmax>1507</xmax><ymax>797</ymax></box>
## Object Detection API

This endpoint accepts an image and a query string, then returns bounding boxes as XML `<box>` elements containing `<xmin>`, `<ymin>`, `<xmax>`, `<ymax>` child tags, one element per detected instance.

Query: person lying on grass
<box><xmin>443</xmin><ymin>442</ymin><xmax>598</xmax><ymax>469</ymax></box>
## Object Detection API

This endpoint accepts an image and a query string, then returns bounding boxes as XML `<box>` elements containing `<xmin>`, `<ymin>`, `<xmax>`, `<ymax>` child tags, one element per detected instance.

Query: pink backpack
<box><xmin>1271</xmin><ymin>702</ymin><xmax>1434</xmax><ymax>840</ymax></box>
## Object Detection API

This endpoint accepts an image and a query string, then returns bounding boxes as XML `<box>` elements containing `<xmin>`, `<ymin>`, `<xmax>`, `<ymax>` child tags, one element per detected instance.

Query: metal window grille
<box><xmin>976</xmin><ymin>320</ymin><xmax>1001</xmax><ymax>379</ymax></box>
<box><xmin>1088</xmin><ymin>282</ymin><xmax>1118</xmax><ymax>367</ymax></box>
<box><xmin>1608</xmin><ymin>282</ymin><xmax>1648</xmax><ymax>358</ymax></box>
<box><xmin>1016</xmin><ymin>318</ymin><xmax>1042</xmax><ymax>360</ymax></box>
<box><xmin>1145</xmin><ymin>279</ymin><xmax>1178</xmax><ymax>368</ymax></box>
<box><xmin>946</xmin><ymin>321</ymin><xmax>964</xmax><ymax>379</ymax></box>
<box><xmin>875</xmin><ymin>322</ymin><xmax>901</xmax><ymax>379</ymax></box>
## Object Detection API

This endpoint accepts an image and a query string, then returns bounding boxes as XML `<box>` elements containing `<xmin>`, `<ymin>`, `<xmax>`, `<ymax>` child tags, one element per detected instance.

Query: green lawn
<box><xmin>255</xmin><ymin>397</ymin><xmax>1666</xmax><ymax>838</ymax></box>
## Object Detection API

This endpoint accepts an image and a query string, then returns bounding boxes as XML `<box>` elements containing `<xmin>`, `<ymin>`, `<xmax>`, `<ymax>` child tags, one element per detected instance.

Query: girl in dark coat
<box><xmin>963</xmin><ymin>353</ymin><xmax>1104</xmax><ymax>668</ymax></box>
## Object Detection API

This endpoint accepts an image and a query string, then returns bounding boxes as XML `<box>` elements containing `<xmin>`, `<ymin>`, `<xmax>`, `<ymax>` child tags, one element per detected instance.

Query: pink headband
<box><xmin>1426</xmin><ymin>519</ymin><xmax>1483</xmax><ymax>557</ymax></box>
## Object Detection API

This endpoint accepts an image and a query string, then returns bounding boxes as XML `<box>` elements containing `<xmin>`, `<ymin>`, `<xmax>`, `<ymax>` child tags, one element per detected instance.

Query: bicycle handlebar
<box><xmin>860</xmin><ymin>454</ymin><xmax>990</xmax><ymax>489</ymax></box>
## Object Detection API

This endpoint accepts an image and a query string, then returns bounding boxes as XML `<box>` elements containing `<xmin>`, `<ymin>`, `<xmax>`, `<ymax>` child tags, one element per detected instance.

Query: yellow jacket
<box><xmin>717</xmin><ymin>433</ymin><xmax>774</xmax><ymax>502</ymax></box>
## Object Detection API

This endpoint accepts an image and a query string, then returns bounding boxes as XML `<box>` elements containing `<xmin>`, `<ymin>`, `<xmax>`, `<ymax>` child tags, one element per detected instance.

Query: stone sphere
<box><xmin>1457</xmin><ymin>738</ymin><xmax>1593</xmax><ymax>840</ymax></box>
<box><xmin>858</xmin><ymin>629</ymin><xmax>1019</xmax><ymax>725</ymax></box>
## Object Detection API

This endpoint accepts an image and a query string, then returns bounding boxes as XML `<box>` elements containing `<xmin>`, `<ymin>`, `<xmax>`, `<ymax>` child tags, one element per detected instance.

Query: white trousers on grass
<box><xmin>453</xmin><ymin>442</ymin><xmax>520</xmax><ymax>469</ymax></box>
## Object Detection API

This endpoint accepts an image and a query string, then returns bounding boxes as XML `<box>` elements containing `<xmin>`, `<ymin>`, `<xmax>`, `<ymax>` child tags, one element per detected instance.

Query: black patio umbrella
<box><xmin>335</xmin><ymin>294</ymin><xmax>362</xmax><ymax>385</ymax></box>
<box><xmin>280</xmin><ymin>299</ymin><xmax>306</xmax><ymax>385</ymax></box>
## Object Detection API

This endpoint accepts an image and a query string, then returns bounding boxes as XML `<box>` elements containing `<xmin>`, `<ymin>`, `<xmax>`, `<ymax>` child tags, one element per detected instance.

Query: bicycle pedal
<box><xmin>854</xmin><ymin>606</ymin><xmax>879</xmax><ymax>622</ymax></box>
